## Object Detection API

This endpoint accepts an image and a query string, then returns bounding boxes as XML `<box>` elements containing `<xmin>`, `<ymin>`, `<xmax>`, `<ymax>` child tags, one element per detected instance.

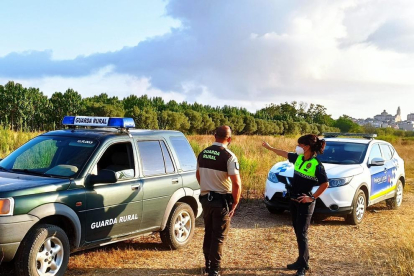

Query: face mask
<box><xmin>295</xmin><ymin>146</ymin><xmax>305</xmax><ymax>155</ymax></box>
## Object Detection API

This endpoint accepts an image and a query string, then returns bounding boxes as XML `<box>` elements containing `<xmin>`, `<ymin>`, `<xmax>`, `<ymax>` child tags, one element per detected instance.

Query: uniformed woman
<box><xmin>262</xmin><ymin>134</ymin><xmax>329</xmax><ymax>276</ymax></box>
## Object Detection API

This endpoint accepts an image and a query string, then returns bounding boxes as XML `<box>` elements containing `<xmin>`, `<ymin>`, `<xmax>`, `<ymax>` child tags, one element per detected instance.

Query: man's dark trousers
<box><xmin>200</xmin><ymin>195</ymin><xmax>231</xmax><ymax>272</ymax></box>
<box><xmin>289</xmin><ymin>200</ymin><xmax>316</xmax><ymax>268</ymax></box>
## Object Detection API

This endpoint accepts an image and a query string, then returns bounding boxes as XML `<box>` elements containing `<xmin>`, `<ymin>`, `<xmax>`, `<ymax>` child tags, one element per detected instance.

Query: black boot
<box><xmin>208</xmin><ymin>270</ymin><xmax>221</xmax><ymax>276</ymax></box>
<box><xmin>208</xmin><ymin>265</ymin><xmax>221</xmax><ymax>276</ymax></box>
<box><xmin>203</xmin><ymin>259</ymin><xmax>210</xmax><ymax>275</ymax></box>
<box><xmin>295</xmin><ymin>267</ymin><xmax>306</xmax><ymax>276</ymax></box>
<box><xmin>287</xmin><ymin>261</ymin><xmax>309</xmax><ymax>270</ymax></box>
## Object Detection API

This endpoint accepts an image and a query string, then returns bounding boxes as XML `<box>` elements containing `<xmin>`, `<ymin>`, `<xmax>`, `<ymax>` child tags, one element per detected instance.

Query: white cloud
<box><xmin>1</xmin><ymin>0</ymin><xmax>414</xmax><ymax>119</ymax></box>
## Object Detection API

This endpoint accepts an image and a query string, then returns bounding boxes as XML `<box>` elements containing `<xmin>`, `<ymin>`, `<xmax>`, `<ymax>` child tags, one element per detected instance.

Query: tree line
<box><xmin>0</xmin><ymin>81</ymin><xmax>342</xmax><ymax>135</ymax></box>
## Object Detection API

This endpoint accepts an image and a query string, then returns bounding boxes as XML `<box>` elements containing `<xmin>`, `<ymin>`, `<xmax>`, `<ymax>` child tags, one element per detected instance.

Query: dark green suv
<box><xmin>0</xmin><ymin>116</ymin><xmax>201</xmax><ymax>276</ymax></box>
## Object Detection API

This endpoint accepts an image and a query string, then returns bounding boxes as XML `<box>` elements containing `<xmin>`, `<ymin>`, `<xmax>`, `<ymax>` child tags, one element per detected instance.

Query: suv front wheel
<box><xmin>15</xmin><ymin>224</ymin><xmax>70</xmax><ymax>276</ymax></box>
<box><xmin>346</xmin><ymin>189</ymin><xmax>366</xmax><ymax>225</ymax></box>
<box><xmin>160</xmin><ymin>202</ymin><xmax>195</xmax><ymax>250</ymax></box>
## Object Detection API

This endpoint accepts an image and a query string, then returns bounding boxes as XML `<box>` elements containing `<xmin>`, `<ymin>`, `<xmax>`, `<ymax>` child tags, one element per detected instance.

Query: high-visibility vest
<box><xmin>294</xmin><ymin>155</ymin><xmax>319</xmax><ymax>182</ymax></box>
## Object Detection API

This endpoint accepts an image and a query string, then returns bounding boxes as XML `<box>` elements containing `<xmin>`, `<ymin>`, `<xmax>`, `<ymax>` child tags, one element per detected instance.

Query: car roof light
<box><xmin>108</xmin><ymin>117</ymin><xmax>135</xmax><ymax>128</ymax></box>
<box><xmin>62</xmin><ymin>116</ymin><xmax>136</xmax><ymax>129</ymax></box>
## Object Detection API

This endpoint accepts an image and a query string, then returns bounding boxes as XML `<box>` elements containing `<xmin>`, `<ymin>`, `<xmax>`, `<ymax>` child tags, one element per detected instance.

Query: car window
<box><xmin>380</xmin><ymin>144</ymin><xmax>393</xmax><ymax>160</ymax></box>
<box><xmin>160</xmin><ymin>141</ymin><xmax>175</xmax><ymax>174</ymax></box>
<box><xmin>388</xmin><ymin>145</ymin><xmax>395</xmax><ymax>157</ymax></box>
<box><xmin>169</xmin><ymin>136</ymin><xmax>197</xmax><ymax>171</ymax></box>
<box><xmin>138</xmin><ymin>141</ymin><xmax>166</xmax><ymax>176</ymax></box>
<box><xmin>96</xmin><ymin>142</ymin><xmax>135</xmax><ymax>180</ymax></box>
<box><xmin>0</xmin><ymin>136</ymin><xmax>98</xmax><ymax>177</ymax></box>
<box><xmin>368</xmin><ymin>144</ymin><xmax>382</xmax><ymax>163</ymax></box>
<box><xmin>13</xmin><ymin>139</ymin><xmax>58</xmax><ymax>170</ymax></box>
<box><xmin>317</xmin><ymin>142</ymin><xmax>368</xmax><ymax>164</ymax></box>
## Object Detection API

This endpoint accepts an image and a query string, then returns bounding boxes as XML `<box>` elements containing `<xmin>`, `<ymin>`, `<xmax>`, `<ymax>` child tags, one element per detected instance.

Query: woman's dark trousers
<box><xmin>290</xmin><ymin>200</ymin><xmax>316</xmax><ymax>268</ymax></box>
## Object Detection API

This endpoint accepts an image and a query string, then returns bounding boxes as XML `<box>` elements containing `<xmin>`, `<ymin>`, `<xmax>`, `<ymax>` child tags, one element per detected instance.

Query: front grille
<box><xmin>276</xmin><ymin>175</ymin><xmax>293</xmax><ymax>185</ymax></box>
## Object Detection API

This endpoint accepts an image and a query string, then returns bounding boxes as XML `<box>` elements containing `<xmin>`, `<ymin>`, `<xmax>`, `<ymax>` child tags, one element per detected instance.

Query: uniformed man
<box><xmin>196</xmin><ymin>125</ymin><xmax>242</xmax><ymax>276</ymax></box>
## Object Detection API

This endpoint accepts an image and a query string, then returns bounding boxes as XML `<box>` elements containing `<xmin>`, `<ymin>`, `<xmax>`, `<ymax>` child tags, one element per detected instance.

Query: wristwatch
<box><xmin>310</xmin><ymin>195</ymin><xmax>316</xmax><ymax>201</ymax></box>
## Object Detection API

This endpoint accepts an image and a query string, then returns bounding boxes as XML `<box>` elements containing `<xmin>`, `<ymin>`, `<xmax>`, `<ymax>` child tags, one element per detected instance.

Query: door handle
<box><xmin>131</xmin><ymin>183</ymin><xmax>141</xmax><ymax>191</ymax></box>
<box><xmin>172</xmin><ymin>179</ymin><xmax>179</xmax><ymax>184</ymax></box>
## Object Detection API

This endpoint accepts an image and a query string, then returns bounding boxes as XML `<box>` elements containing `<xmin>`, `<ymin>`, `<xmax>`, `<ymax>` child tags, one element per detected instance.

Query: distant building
<box><xmin>408</xmin><ymin>113</ymin><xmax>414</xmax><ymax>121</ymax></box>
<box><xmin>398</xmin><ymin>121</ymin><xmax>414</xmax><ymax>131</ymax></box>
<box><xmin>356</xmin><ymin>107</ymin><xmax>407</xmax><ymax>129</ymax></box>
<box><xmin>373</xmin><ymin>108</ymin><xmax>401</xmax><ymax>123</ymax></box>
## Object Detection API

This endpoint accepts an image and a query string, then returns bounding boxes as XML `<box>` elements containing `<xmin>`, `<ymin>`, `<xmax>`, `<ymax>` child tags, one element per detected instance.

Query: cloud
<box><xmin>1</xmin><ymin>0</ymin><xmax>414</xmax><ymax>119</ymax></box>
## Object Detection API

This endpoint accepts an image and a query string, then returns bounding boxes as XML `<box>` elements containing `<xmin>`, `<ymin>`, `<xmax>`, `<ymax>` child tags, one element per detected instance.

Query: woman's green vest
<box><xmin>294</xmin><ymin>155</ymin><xmax>319</xmax><ymax>181</ymax></box>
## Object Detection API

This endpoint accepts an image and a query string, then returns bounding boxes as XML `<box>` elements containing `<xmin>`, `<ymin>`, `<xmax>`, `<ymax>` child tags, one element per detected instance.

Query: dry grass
<box><xmin>188</xmin><ymin>135</ymin><xmax>297</xmax><ymax>199</ymax></box>
<box><xmin>1</xmin><ymin>134</ymin><xmax>414</xmax><ymax>275</ymax></box>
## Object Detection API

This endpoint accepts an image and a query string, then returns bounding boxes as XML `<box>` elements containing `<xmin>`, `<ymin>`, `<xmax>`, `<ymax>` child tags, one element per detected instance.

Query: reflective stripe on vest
<box><xmin>294</xmin><ymin>155</ymin><xmax>319</xmax><ymax>181</ymax></box>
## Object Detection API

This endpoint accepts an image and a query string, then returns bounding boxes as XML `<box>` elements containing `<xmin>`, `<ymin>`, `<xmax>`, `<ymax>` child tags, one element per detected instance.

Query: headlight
<box><xmin>329</xmin><ymin>176</ymin><xmax>353</xmax><ymax>188</ymax></box>
<box><xmin>267</xmin><ymin>172</ymin><xmax>279</xmax><ymax>183</ymax></box>
<box><xmin>0</xmin><ymin>198</ymin><xmax>14</xmax><ymax>216</ymax></box>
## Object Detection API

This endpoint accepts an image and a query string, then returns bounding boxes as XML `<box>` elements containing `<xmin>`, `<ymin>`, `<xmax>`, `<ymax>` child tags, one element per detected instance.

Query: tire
<box><xmin>160</xmin><ymin>202</ymin><xmax>195</xmax><ymax>250</ymax></box>
<box><xmin>386</xmin><ymin>179</ymin><xmax>404</xmax><ymax>210</ymax></box>
<box><xmin>15</xmin><ymin>224</ymin><xmax>70</xmax><ymax>276</ymax></box>
<box><xmin>346</xmin><ymin>190</ymin><xmax>366</xmax><ymax>225</ymax></box>
<box><xmin>266</xmin><ymin>206</ymin><xmax>285</xmax><ymax>214</ymax></box>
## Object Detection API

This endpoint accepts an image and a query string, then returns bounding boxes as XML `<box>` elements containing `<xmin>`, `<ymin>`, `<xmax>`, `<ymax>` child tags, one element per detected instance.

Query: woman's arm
<box><xmin>298</xmin><ymin>182</ymin><xmax>329</xmax><ymax>203</ymax></box>
<box><xmin>262</xmin><ymin>141</ymin><xmax>289</xmax><ymax>158</ymax></box>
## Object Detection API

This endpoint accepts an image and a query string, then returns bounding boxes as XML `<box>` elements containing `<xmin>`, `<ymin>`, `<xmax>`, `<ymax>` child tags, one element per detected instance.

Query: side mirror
<box><xmin>89</xmin><ymin>169</ymin><xmax>118</xmax><ymax>185</ymax></box>
<box><xmin>370</xmin><ymin>157</ymin><xmax>385</xmax><ymax>166</ymax></box>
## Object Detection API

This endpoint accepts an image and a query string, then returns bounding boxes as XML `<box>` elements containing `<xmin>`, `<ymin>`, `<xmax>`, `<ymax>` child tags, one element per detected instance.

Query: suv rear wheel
<box><xmin>160</xmin><ymin>202</ymin><xmax>195</xmax><ymax>250</ymax></box>
<box><xmin>15</xmin><ymin>224</ymin><xmax>70</xmax><ymax>276</ymax></box>
<box><xmin>346</xmin><ymin>189</ymin><xmax>366</xmax><ymax>225</ymax></box>
<box><xmin>386</xmin><ymin>179</ymin><xmax>403</xmax><ymax>210</ymax></box>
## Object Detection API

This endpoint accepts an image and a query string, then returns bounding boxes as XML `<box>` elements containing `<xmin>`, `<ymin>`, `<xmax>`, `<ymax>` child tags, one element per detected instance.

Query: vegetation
<box><xmin>0</xmin><ymin>81</ymin><xmax>341</xmax><ymax>135</ymax></box>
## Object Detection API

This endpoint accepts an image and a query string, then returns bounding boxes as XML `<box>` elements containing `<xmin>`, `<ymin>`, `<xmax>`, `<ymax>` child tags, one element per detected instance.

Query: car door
<box><xmin>379</xmin><ymin>143</ymin><xmax>397</xmax><ymax>195</ymax></box>
<box><xmin>83</xmin><ymin>140</ymin><xmax>143</xmax><ymax>243</ymax></box>
<box><xmin>368</xmin><ymin>143</ymin><xmax>388</xmax><ymax>202</ymax></box>
<box><xmin>137</xmin><ymin>140</ymin><xmax>183</xmax><ymax>231</ymax></box>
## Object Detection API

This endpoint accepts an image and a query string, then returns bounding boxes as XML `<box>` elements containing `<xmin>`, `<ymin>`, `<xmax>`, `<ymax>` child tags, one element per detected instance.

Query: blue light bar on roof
<box><xmin>108</xmin><ymin>117</ymin><xmax>135</xmax><ymax>128</ymax></box>
<box><xmin>62</xmin><ymin>116</ymin><xmax>135</xmax><ymax>128</ymax></box>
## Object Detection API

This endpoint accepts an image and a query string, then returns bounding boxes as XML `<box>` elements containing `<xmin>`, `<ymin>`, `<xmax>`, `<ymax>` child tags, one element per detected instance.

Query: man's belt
<box><xmin>200</xmin><ymin>191</ymin><xmax>233</xmax><ymax>202</ymax></box>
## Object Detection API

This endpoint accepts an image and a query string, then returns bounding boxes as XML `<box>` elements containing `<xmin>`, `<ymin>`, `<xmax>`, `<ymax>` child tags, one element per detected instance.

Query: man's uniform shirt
<box><xmin>197</xmin><ymin>142</ymin><xmax>239</xmax><ymax>195</ymax></box>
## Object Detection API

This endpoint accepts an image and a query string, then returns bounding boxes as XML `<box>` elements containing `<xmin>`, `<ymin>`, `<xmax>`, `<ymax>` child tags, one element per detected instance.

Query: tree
<box><xmin>126</xmin><ymin>106</ymin><xmax>158</xmax><ymax>129</ymax></box>
<box><xmin>286</xmin><ymin>121</ymin><xmax>301</xmax><ymax>135</ymax></box>
<box><xmin>334</xmin><ymin>116</ymin><xmax>361</xmax><ymax>133</ymax></box>
<box><xmin>242</xmin><ymin>116</ymin><xmax>257</xmax><ymax>134</ymax></box>
<box><xmin>184</xmin><ymin>110</ymin><xmax>203</xmax><ymax>134</ymax></box>
<box><xmin>158</xmin><ymin>111</ymin><xmax>190</xmax><ymax>132</ymax></box>
<box><xmin>228</xmin><ymin>115</ymin><xmax>245</xmax><ymax>134</ymax></box>
<box><xmin>199</xmin><ymin>114</ymin><xmax>215</xmax><ymax>134</ymax></box>
<box><xmin>209</xmin><ymin>113</ymin><xmax>229</xmax><ymax>128</ymax></box>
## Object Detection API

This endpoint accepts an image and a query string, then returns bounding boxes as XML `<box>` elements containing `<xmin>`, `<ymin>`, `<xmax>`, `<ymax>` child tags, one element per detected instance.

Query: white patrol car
<box><xmin>264</xmin><ymin>133</ymin><xmax>405</xmax><ymax>224</ymax></box>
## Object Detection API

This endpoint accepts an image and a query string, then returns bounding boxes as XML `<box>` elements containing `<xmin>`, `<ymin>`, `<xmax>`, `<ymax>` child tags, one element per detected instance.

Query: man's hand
<box><xmin>229</xmin><ymin>204</ymin><xmax>238</xmax><ymax>218</ymax></box>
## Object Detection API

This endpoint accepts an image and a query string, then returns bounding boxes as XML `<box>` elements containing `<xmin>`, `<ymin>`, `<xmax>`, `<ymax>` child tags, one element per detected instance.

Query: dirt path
<box><xmin>1</xmin><ymin>188</ymin><xmax>413</xmax><ymax>276</ymax></box>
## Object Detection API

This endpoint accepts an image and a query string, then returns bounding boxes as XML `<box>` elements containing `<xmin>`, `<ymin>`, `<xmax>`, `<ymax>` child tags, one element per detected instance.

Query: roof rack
<box><xmin>322</xmin><ymin>132</ymin><xmax>377</xmax><ymax>139</ymax></box>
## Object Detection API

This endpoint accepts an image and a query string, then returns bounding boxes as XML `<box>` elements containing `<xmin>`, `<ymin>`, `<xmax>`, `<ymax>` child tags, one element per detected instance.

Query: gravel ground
<box><xmin>1</xmin><ymin>186</ymin><xmax>413</xmax><ymax>276</ymax></box>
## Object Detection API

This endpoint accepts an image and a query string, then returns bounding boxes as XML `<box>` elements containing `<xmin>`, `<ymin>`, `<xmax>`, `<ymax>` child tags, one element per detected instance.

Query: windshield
<box><xmin>318</xmin><ymin>141</ymin><xmax>368</xmax><ymax>164</ymax></box>
<box><xmin>0</xmin><ymin>136</ymin><xmax>98</xmax><ymax>177</ymax></box>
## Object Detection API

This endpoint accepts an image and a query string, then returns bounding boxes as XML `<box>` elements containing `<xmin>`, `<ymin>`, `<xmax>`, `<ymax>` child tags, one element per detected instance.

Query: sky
<box><xmin>0</xmin><ymin>0</ymin><xmax>413</xmax><ymax>120</ymax></box>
